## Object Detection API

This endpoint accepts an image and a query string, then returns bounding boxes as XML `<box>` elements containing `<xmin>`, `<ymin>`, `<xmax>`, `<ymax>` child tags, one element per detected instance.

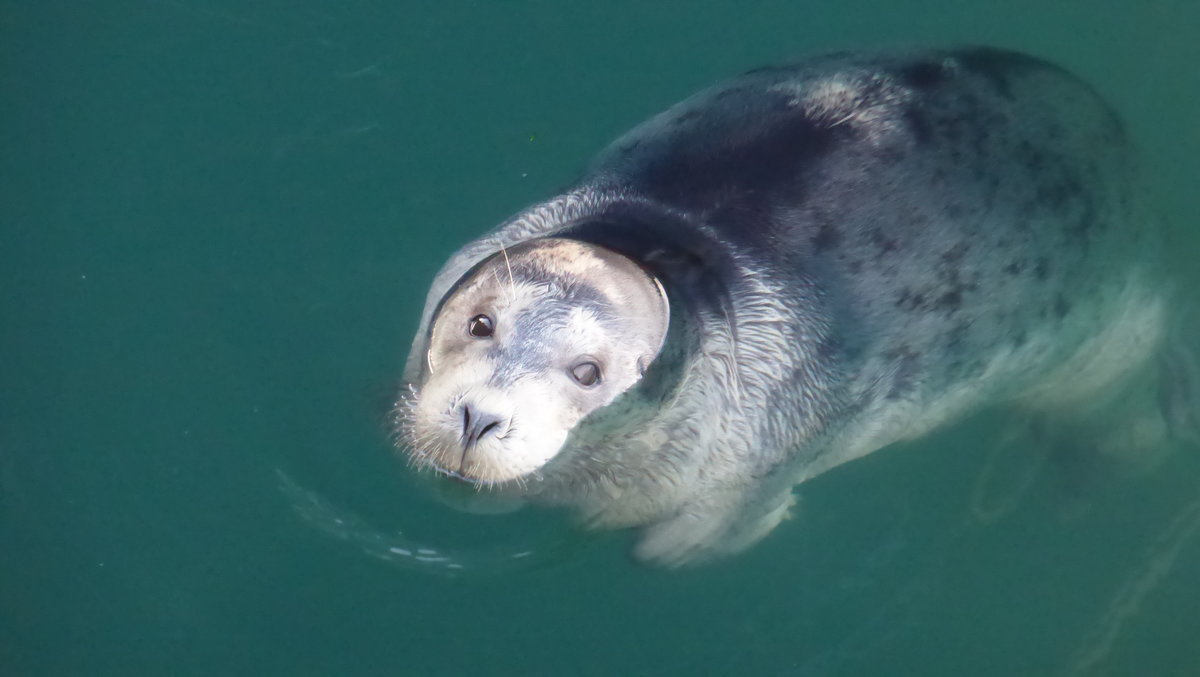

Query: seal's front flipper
<box><xmin>632</xmin><ymin>487</ymin><xmax>797</xmax><ymax>567</ymax></box>
<box><xmin>720</xmin><ymin>486</ymin><xmax>799</xmax><ymax>554</ymax></box>
<box><xmin>633</xmin><ymin>505</ymin><xmax>732</xmax><ymax>568</ymax></box>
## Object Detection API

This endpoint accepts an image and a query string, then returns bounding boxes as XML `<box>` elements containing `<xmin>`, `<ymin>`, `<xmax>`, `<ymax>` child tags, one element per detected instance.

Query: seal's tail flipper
<box><xmin>968</xmin><ymin>415</ymin><xmax>1051</xmax><ymax>524</ymax></box>
<box><xmin>1158</xmin><ymin>327</ymin><xmax>1200</xmax><ymax>449</ymax></box>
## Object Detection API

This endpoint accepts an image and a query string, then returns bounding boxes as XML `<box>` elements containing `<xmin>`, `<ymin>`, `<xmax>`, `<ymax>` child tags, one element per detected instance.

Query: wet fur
<box><xmin>400</xmin><ymin>47</ymin><xmax>1173</xmax><ymax>566</ymax></box>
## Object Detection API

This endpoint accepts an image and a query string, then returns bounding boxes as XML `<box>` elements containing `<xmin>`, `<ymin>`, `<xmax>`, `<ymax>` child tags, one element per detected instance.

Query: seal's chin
<box><xmin>427</xmin><ymin>456</ymin><xmax>527</xmax><ymax>486</ymax></box>
<box><xmin>429</xmin><ymin>471</ymin><xmax>527</xmax><ymax>514</ymax></box>
<box><xmin>407</xmin><ymin>426</ymin><xmax>567</xmax><ymax>488</ymax></box>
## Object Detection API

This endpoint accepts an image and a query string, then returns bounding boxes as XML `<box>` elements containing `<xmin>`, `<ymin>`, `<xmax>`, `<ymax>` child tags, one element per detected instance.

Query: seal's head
<box><xmin>403</xmin><ymin>238</ymin><xmax>669</xmax><ymax>486</ymax></box>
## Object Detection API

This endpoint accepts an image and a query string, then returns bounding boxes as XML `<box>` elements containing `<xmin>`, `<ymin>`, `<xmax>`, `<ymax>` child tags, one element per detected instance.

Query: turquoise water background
<box><xmin>3</xmin><ymin>1</ymin><xmax>1199</xmax><ymax>675</ymax></box>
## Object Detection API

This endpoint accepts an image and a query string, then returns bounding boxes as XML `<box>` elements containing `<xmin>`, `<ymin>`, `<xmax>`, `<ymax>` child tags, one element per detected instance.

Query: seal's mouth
<box><xmin>432</xmin><ymin>465</ymin><xmax>484</xmax><ymax>485</ymax></box>
<box><xmin>393</xmin><ymin>384</ymin><xmax>551</xmax><ymax>488</ymax></box>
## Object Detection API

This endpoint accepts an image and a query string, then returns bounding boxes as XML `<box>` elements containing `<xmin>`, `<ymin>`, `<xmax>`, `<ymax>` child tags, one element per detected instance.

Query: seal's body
<box><xmin>399</xmin><ymin>47</ymin><xmax>1179</xmax><ymax>566</ymax></box>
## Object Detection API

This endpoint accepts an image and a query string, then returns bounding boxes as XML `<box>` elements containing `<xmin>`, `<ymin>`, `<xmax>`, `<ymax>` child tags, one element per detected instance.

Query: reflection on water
<box><xmin>275</xmin><ymin>469</ymin><xmax>582</xmax><ymax>577</ymax></box>
<box><xmin>277</xmin><ymin>469</ymin><xmax>470</xmax><ymax>574</ymax></box>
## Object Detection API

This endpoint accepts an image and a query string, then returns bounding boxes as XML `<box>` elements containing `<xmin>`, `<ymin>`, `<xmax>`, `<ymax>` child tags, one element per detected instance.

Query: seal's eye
<box><xmin>570</xmin><ymin>361</ymin><xmax>601</xmax><ymax>387</ymax></box>
<box><xmin>468</xmin><ymin>314</ymin><xmax>494</xmax><ymax>338</ymax></box>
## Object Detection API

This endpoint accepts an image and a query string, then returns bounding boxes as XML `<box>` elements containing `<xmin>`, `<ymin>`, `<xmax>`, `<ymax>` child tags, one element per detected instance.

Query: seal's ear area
<box><xmin>404</xmin><ymin>237</ymin><xmax>510</xmax><ymax>385</ymax></box>
<box><xmin>642</xmin><ymin>273</ymin><xmax>671</xmax><ymax>359</ymax></box>
<box><xmin>573</xmin><ymin>240</ymin><xmax>670</xmax><ymax>362</ymax></box>
<box><xmin>636</xmin><ymin>356</ymin><xmax>650</xmax><ymax>377</ymax></box>
<box><xmin>403</xmin><ymin>231</ymin><xmax>553</xmax><ymax>385</ymax></box>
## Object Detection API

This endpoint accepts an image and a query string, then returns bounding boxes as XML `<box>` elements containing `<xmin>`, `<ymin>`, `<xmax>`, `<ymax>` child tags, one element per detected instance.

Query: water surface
<box><xmin>3</xmin><ymin>1</ymin><xmax>1198</xmax><ymax>674</ymax></box>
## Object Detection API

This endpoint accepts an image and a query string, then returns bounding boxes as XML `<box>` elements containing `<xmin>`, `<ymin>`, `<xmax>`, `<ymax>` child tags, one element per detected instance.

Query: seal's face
<box><xmin>404</xmin><ymin>238</ymin><xmax>669</xmax><ymax>486</ymax></box>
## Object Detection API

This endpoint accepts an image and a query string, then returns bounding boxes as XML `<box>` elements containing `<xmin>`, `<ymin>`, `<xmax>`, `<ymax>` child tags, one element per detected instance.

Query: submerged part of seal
<box><xmin>398</xmin><ymin>47</ymin><xmax>1185</xmax><ymax>566</ymax></box>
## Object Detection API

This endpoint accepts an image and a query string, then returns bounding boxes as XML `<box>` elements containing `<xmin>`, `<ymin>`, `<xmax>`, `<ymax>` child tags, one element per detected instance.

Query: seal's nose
<box><xmin>459</xmin><ymin>403</ymin><xmax>506</xmax><ymax>446</ymax></box>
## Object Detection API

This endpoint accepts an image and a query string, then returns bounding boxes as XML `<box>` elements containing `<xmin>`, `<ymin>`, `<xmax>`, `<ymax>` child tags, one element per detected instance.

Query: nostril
<box><xmin>458</xmin><ymin>402</ymin><xmax>506</xmax><ymax>445</ymax></box>
<box><xmin>468</xmin><ymin>415</ymin><xmax>503</xmax><ymax>444</ymax></box>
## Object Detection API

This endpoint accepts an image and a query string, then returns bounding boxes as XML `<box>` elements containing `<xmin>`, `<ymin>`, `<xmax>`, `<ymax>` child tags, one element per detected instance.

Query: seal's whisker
<box><xmin>499</xmin><ymin>242</ymin><xmax>517</xmax><ymax>303</ymax></box>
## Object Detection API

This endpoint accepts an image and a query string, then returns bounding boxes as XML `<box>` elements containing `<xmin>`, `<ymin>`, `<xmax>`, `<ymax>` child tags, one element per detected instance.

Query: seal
<box><xmin>396</xmin><ymin>46</ymin><xmax>1193</xmax><ymax>566</ymax></box>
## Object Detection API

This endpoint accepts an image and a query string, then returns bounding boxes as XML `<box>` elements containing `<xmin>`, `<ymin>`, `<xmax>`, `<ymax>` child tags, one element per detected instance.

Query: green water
<box><xmin>3</xmin><ymin>1</ymin><xmax>1199</xmax><ymax>675</ymax></box>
